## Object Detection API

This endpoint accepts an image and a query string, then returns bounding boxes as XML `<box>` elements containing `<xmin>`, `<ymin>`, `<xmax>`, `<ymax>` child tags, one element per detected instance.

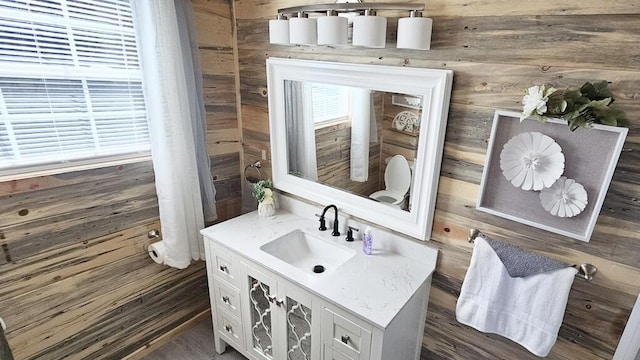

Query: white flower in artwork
<box><xmin>520</xmin><ymin>85</ymin><xmax>556</xmax><ymax>121</ymax></box>
<box><xmin>540</xmin><ymin>177</ymin><xmax>588</xmax><ymax>218</ymax></box>
<box><xmin>500</xmin><ymin>132</ymin><xmax>565</xmax><ymax>191</ymax></box>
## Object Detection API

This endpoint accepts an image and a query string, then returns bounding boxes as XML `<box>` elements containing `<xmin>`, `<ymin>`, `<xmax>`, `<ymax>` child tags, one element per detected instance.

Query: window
<box><xmin>310</xmin><ymin>83</ymin><xmax>349</xmax><ymax>125</ymax></box>
<box><xmin>0</xmin><ymin>0</ymin><xmax>149</xmax><ymax>180</ymax></box>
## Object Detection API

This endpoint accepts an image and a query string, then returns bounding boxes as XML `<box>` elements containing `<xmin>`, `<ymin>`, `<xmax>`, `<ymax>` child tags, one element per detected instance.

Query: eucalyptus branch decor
<box><xmin>520</xmin><ymin>81</ymin><xmax>629</xmax><ymax>131</ymax></box>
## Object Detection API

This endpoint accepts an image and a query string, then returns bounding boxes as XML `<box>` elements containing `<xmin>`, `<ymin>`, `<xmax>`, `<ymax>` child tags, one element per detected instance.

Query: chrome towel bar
<box><xmin>467</xmin><ymin>228</ymin><xmax>597</xmax><ymax>282</ymax></box>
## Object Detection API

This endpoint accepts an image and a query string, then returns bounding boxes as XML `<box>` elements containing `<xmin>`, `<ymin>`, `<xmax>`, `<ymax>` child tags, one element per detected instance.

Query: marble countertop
<box><xmin>200</xmin><ymin>209</ymin><xmax>438</xmax><ymax>329</ymax></box>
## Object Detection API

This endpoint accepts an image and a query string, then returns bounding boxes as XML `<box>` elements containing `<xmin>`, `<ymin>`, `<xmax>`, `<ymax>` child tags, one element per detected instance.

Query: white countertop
<box><xmin>201</xmin><ymin>209</ymin><xmax>438</xmax><ymax>329</ymax></box>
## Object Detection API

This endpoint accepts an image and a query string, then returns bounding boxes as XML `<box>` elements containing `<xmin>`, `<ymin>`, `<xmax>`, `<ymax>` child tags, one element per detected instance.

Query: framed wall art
<box><xmin>477</xmin><ymin>110</ymin><xmax>628</xmax><ymax>242</ymax></box>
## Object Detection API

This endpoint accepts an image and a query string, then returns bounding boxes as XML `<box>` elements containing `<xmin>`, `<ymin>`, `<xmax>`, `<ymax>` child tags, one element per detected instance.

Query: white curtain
<box><xmin>285</xmin><ymin>81</ymin><xmax>318</xmax><ymax>181</ymax></box>
<box><xmin>350</xmin><ymin>89</ymin><xmax>376</xmax><ymax>182</ymax></box>
<box><xmin>132</xmin><ymin>0</ymin><xmax>217</xmax><ymax>269</ymax></box>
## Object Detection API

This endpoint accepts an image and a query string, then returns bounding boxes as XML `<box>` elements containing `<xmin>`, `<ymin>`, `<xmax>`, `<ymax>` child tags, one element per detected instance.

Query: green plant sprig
<box><xmin>521</xmin><ymin>81</ymin><xmax>629</xmax><ymax>131</ymax></box>
<box><xmin>251</xmin><ymin>179</ymin><xmax>273</xmax><ymax>203</ymax></box>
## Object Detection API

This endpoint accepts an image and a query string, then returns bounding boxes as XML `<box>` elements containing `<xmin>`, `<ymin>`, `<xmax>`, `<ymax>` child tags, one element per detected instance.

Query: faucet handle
<box><xmin>315</xmin><ymin>213</ymin><xmax>327</xmax><ymax>231</ymax></box>
<box><xmin>346</xmin><ymin>226</ymin><xmax>359</xmax><ymax>242</ymax></box>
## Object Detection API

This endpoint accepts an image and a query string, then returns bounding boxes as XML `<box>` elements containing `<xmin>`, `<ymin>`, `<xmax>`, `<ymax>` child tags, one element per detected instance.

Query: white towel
<box><xmin>350</xmin><ymin>88</ymin><xmax>372</xmax><ymax>182</ymax></box>
<box><xmin>456</xmin><ymin>236</ymin><xmax>577</xmax><ymax>357</ymax></box>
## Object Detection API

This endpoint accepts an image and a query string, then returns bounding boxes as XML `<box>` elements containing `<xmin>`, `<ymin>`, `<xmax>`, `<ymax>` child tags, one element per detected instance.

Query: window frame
<box><xmin>0</xmin><ymin>0</ymin><xmax>151</xmax><ymax>181</ymax></box>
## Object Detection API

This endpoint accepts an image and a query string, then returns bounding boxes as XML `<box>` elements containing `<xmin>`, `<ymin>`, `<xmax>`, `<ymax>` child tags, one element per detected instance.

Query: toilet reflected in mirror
<box><xmin>370</xmin><ymin>154</ymin><xmax>413</xmax><ymax>210</ymax></box>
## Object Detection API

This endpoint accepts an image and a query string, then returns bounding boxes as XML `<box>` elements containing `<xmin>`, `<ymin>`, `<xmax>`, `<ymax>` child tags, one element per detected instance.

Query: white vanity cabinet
<box><xmin>202</xmin><ymin>208</ymin><xmax>437</xmax><ymax>360</ymax></box>
<box><xmin>204</xmin><ymin>234</ymin><xmax>432</xmax><ymax>360</ymax></box>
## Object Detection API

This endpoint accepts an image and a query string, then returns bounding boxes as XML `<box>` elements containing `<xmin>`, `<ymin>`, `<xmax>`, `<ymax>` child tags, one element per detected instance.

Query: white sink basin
<box><xmin>260</xmin><ymin>229</ymin><xmax>356</xmax><ymax>274</ymax></box>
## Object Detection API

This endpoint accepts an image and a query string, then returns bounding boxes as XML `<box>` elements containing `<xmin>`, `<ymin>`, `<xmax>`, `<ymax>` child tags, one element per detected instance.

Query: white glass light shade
<box><xmin>269</xmin><ymin>18</ymin><xmax>290</xmax><ymax>45</ymax></box>
<box><xmin>317</xmin><ymin>15</ymin><xmax>348</xmax><ymax>45</ymax></box>
<box><xmin>397</xmin><ymin>16</ymin><xmax>433</xmax><ymax>50</ymax></box>
<box><xmin>353</xmin><ymin>15</ymin><xmax>387</xmax><ymax>48</ymax></box>
<box><xmin>289</xmin><ymin>17</ymin><xmax>317</xmax><ymax>45</ymax></box>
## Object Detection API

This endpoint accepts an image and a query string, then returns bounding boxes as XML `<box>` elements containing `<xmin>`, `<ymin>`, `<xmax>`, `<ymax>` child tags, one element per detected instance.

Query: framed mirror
<box><xmin>267</xmin><ymin>58</ymin><xmax>453</xmax><ymax>240</ymax></box>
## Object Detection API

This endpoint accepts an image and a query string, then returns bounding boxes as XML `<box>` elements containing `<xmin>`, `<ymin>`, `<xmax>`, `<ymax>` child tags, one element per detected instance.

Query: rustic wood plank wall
<box><xmin>229</xmin><ymin>0</ymin><xmax>640</xmax><ymax>358</ymax></box>
<box><xmin>315</xmin><ymin>122</ymin><xmax>382</xmax><ymax>197</ymax></box>
<box><xmin>0</xmin><ymin>0</ymin><xmax>241</xmax><ymax>358</ymax></box>
<box><xmin>0</xmin><ymin>163</ymin><xmax>210</xmax><ymax>360</ymax></box>
<box><xmin>192</xmin><ymin>0</ymin><xmax>243</xmax><ymax>221</ymax></box>
<box><xmin>315</xmin><ymin>92</ymin><xmax>383</xmax><ymax>197</ymax></box>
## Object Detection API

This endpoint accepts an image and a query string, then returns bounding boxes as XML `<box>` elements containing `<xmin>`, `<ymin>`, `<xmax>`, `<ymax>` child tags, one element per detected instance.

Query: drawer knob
<box><xmin>341</xmin><ymin>335</ymin><xmax>350</xmax><ymax>344</ymax></box>
<box><xmin>225</xmin><ymin>324</ymin><xmax>233</xmax><ymax>333</ymax></box>
<box><xmin>219</xmin><ymin>265</ymin><xmax>228</xmax><ymax>273</ymax></box>
<box><xmin>222</xmin><ymin>296</ymin><xmax>230</xmax><ymax>304</ymax></box>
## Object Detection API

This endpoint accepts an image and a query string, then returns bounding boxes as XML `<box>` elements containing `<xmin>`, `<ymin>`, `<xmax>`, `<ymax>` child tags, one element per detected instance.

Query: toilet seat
<box><xmin>369</xmin><ymin>155</ymin><xmax>412</xmax><ymax>208</ymax></box>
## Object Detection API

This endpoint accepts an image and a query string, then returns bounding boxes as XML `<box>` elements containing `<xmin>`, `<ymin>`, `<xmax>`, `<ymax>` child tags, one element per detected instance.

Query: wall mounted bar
<box><xmin>467</xmin><ymin>228</ymin><xmax>597</xmax><ymax>281</ymax></box>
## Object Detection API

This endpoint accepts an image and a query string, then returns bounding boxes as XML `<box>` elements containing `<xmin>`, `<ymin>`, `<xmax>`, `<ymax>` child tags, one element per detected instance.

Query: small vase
<box><xmin>258</xmin><ymin>202</ymin><xmax>276</xmax><ymax>217</ymax></box>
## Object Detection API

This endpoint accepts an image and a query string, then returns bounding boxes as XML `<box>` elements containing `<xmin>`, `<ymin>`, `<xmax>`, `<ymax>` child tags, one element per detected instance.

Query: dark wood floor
<box><xmin>141</xmin><ymin>317</ymin><xmax>246</xmax><ymax>360</ymax></box>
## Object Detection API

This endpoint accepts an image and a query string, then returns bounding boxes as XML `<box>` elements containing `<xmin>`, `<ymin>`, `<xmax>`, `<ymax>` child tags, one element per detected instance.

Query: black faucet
<box><xmin>319</xmin><ymin>204</ymin><xmax>340</xmax><ymax>236</ymax></box>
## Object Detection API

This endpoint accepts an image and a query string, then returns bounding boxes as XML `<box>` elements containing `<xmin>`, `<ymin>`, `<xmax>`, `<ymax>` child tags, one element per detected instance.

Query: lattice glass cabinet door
<box><xmin>285</xmin><ymin>294</ymin><xmax>313</xmax><ymax>360</ymax></box>
<box><xmin>247</xmin><ymin>273</ymin><xmax>274</xmax><ymax>359</ymax></box>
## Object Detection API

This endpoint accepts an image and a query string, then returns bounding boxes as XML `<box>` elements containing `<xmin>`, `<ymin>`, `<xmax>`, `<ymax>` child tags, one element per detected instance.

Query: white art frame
<box><xmin>477</xmin><ymin>110</ymin><xmax>628</xmax><ymax>242</ymax></box>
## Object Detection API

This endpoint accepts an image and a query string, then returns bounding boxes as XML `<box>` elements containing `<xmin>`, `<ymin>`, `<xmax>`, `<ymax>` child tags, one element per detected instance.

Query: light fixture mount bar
<box><xmin>277</xmin><ymin>2</ymin><xmax>424</xmax><ymax>15</ymax></box>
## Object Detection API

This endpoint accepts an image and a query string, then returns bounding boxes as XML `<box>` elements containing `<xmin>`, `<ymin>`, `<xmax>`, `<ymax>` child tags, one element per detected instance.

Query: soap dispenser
<box><xmin>363</xmin><ymin>227</ymin><xmax>373</xmax><ymax>255</ymax></box>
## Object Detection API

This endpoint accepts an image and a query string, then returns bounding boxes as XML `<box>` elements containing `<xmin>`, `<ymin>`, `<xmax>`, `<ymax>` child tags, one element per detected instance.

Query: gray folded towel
<box><xmin>478</xmin><ymin>234</ymin><xmax>568</xmax><ymax>277</ymax></box>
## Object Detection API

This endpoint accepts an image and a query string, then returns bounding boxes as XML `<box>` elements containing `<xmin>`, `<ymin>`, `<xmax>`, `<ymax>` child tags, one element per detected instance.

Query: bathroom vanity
<box><xmin>201</xmin><ymin>204</ymin><xmax>438</xmax><ymax>360</ymax></box>
<box><xmin>201</xmin><ymin>58</ymin><xmax>450</xmax><ymax>360</ymax></box>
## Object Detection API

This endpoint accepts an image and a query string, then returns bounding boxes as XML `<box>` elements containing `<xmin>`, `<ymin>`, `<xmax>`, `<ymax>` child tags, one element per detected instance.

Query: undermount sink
<box><xmin>260</xmin><ymin>229</ymin><xmax>356</xmax><ymax>274</ymax></box>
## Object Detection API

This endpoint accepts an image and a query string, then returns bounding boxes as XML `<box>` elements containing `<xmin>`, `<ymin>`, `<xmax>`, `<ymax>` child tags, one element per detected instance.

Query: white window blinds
<box><xmin>310</xmin><ymin>83</ymin><xmax>349</xmax><ymax>124</ymax></box>
<box><xmin>0</xmin><ymin>0</ymin><xmax>149</xmax><ymax>178</ymax></box>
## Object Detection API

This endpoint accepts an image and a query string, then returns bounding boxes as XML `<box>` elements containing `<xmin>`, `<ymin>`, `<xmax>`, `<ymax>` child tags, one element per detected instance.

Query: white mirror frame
<box><xmin>267</xmin><ymin>58</ymin><xmax>453</xmax><ymax>240</ymax></box>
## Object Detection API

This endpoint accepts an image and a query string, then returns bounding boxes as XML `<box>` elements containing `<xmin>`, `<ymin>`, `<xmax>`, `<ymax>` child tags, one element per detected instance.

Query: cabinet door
<box><xmin>242</xmin><ymin>263</ymin><xmax>278</xmax><ymax>360</ymax></box>
<box><xmin>281</xmin><ymin>282</ymin><xmax>320</xmax><ymax>360</ymax></box>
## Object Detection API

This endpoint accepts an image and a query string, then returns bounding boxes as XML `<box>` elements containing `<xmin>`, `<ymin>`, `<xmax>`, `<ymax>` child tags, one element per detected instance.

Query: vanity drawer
<box><xmin>211</xmin><ymin>242</ymin><xmax>238</xmax><ymax>287</ymax></box>
<box><xmin>215</xmin><ymin>307</ymin><xmax>244</xmax><ymax>350</ymax></box>
<box><xmin>322</xmin><ymin>308</ymin><xmax>372</xmax><ymax>360</ymax></box>
<box><xmin>324</xmin><ymin>344</ymin><xmax>355</xmax><ymax>360</ymax></box>
<box><xmin>213</xmin><ymin>279</ymin><xmax>242</xmax><ymax>319</ymax></box>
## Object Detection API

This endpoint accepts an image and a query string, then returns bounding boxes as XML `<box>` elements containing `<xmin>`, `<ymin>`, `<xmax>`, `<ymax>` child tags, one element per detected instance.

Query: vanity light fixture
<box><xmin>289</xmin><ymin>12</ymin><xmax>317</xmax><ymax>45</ymax></box>
<box><xmin>268</xmin><ymin>14</ymin><xmax>290</xmax><ymax>45</ymax></box>
<box><xmin>352</xmin><ymin>9</ymin><xmax>386</xmax><ymax>48</ymax></box>
<box><xmin>317</xmin><ymin>10</ymin><xmax>348</xmax><ymax>45</ymax></box>
<box><xmin>397</xmin><ymin>10</ymin><xmax>433</xmax><ymax>50</ymax></box>
<box><xmin>268</xmin><ymin>2</ymin><xmax>432</xmax><ymax>50</ymax></box>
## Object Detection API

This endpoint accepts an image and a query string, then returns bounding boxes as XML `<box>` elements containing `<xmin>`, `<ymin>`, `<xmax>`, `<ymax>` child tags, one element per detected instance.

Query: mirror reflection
<box><xmin>284</xmin><ymin>80</ymin><xmax>425</xmax><ymax>212</ymax></box>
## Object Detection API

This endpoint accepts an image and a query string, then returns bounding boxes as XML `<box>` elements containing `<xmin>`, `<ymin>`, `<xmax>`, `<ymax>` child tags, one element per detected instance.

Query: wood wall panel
<box><xmin>234</xmin><ymin>1</ymin><xmax>640</xmax><ymax>358</ymax></box>
<box><xmin>193</xmin><ymin>0</ymin><xmax>243</xmax><ymax>222</ymax></box>
<box><xmin>0</xmin><ymin>163</ymin><xmax>210</xmax><ymax>359</ymax></box>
